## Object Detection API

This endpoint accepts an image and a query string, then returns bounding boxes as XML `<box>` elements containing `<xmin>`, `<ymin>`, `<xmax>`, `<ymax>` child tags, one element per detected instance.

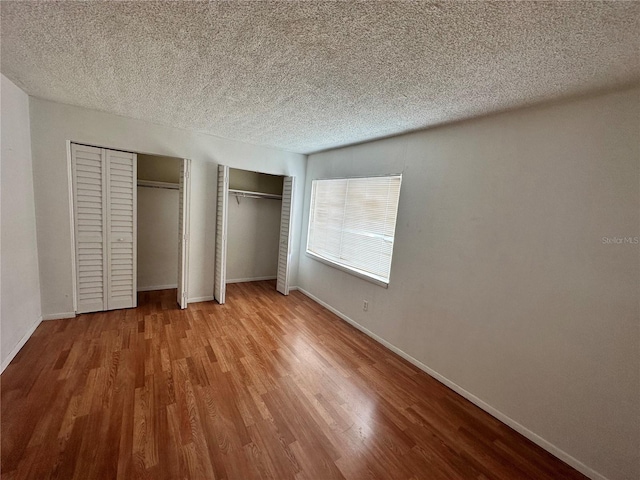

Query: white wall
<box><xmin>227</xmin><ymin>194</ymin><xmax>281</xmax><ymax>282</ymax></box>
<box><xmin>298</xmin><ymin>87</ymin><xmax>640</xmax><ymax>480</ymax></box>
<box><xmin>137</xmin><ymin>186</ymin><xmax>179</xmax><ymax>291</ymax></box>
<box><xmin>0</xmin><ymin>75</ymin><xmax>42</xmax><ymax>371</ymax></box>
<box><xmin>28</xmin><ymin>97</ymin><xmax>306</xmax><ymax>314</ymax></box>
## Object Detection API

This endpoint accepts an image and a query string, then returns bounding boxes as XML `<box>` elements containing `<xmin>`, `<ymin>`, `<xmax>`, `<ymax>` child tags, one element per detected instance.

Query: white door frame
<box><xmin>66</xmin><ymin>140</ymin><xmax>79</xmax><ymax>313</ymax></box>
<box><xmin>177</xmin><ymin>159</ymin><xmax>191</xmax><ymax>309</ymax></box>
<box><xmin>66</xmin><ymin>140</ymin><xmax>192</xmax><ymax>313</ymax></box>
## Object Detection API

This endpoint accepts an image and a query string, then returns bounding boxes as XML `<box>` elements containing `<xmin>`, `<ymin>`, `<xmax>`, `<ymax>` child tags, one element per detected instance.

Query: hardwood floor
<box><xmin>1</xmin><ymin>281</ymin><xmax>586</xmax><ymax>480</ymax></box>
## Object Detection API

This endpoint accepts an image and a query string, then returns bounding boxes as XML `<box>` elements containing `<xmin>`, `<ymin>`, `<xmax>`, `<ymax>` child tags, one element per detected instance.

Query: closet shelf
<box><xmin>229</xmin><ymin>189</ymin><xmax>282</xmax><ymax>200</ymax></box>
<box><xmin>137</xmin><ymin>180</ymin><xmax>179</xmax><ymax>190</ymax></box>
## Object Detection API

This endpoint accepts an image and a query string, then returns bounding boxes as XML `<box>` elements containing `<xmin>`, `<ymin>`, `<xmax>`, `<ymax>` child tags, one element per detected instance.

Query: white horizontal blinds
<box><xmin>72</xmin><ymin>144</ymin><xmax>107</xmax><ymax>313</ymax></box>
<box><xmin>106</xmin><ymin>150</ymin><xmax>137</xmax><ymax>310</ymax></box>
<box><xmin>308</xmin><ymin>179</ymin><xmax>348</xmax><ymax>257</ymax></box>
<box><xmin>307</xmin><ymin>175</ymin><xmax>402</xmax><ymax>284</ymax></box>
<box><xmin>214</xmin><ymin>164</ymin><xmax>229</xmax><ymax>304</ymax></box>
<box><xmin>276</xmin><ymin>176</ymin><xmax>294</xmax><ymax>295</ymax></box>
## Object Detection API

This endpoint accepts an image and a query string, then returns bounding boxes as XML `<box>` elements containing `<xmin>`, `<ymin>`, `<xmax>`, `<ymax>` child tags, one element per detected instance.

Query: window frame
<box><xmin>305</xmin><ymin>173</ymin><xmax>402</xmax><ymax>288</ymax></box>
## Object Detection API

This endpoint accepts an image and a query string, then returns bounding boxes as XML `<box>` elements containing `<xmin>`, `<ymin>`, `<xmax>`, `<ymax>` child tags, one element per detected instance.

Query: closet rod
<box><xmin>229</xmin><ymin>189</ymin><xmax>282</xmax><ymax>200</ymax></box>
<box><xmin>137</xmin><ymin>180</ymin><xmax>179</xmax><ymax>190</ymax></box>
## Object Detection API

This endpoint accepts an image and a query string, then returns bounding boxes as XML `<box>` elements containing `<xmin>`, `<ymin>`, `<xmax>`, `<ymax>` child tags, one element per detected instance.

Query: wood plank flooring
<box><xmin>1</xmin><ymin>281</ymin><xmax>586</xmax><ymax>479</ymax></box>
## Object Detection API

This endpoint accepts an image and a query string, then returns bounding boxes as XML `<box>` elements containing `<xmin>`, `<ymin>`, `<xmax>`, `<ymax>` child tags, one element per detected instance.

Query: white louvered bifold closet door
<box><xmin>72</xmin><ymin>144</ymin><xmax>108</xmax><ymax>313</ymax></box>
<box><xmin>106</xmin><ymin>150</ymin><xmax>137</xmax><ymax>310</ymax></box>
<box><xmin>177</xmin><ymin>159</ymin><xmax>191</xmax><ymax>309</ymax></box>
<box><xmin>214</xmin><ymin>164</ymin><xmax>229</xmax><ymax>304</ymax></box>
<box><xmin>276</xmin><ymin>176</ymin><xmax>294</xmax><ymax>295</ymax></box>
<box><xmin>72</xmin><ymin>144</ymin><xmax>137</xmax><ymax>313</ymax></box>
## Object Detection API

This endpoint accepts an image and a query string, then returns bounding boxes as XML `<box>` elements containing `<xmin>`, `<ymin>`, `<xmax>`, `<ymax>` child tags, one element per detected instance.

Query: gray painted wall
<box><xmin>298</xmin><ymin>87</ymin><xmax>640</xmax><ymax>480</ymax></box>
<box><xmin>227</xmin><ymin>194</ymin><xmax>281</xmax><ymax>282</ymax></box>
<box><xmin>0</xmin><ymin>75</ymin><xmax>42</xmax><ymax>370</ymax></box>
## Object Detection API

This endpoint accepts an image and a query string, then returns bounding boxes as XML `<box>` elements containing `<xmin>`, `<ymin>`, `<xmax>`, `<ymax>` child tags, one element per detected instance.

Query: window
<box><xmin>306</xmin><ymin>175</ymin><xmax>402</xmax><ymax>286</ymax></box>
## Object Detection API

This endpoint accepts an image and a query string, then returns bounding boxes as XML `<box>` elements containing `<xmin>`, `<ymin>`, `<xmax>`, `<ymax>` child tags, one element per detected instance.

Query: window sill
<box><xmin>305</xmin><ymin>251</ymin><xmax>389</xmax><ymax>288</ymax></box>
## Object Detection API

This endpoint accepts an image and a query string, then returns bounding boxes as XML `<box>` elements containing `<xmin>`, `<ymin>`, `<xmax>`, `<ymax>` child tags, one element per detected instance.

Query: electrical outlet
<box><xmin>363</xmin><ymin>300</ymin><xmax>368</xmax><ymax>311</ymax></box>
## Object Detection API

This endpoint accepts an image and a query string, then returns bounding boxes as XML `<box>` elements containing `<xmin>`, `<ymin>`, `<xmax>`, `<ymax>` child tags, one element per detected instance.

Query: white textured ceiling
<box><xmin>1</xmin><ymin>1</ymin><xmax>639</xmax><ymax>154</ymax></box>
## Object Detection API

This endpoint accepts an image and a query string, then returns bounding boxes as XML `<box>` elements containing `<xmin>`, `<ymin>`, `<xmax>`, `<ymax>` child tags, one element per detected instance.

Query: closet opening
<box><xmin>68</xmin><ymin>142</ymin><xmax>191</xmax><ymax>314</ymax></box>
<box><xmin>136</xmin><ymin>154</ymin><xmax>189</xmax><ymax>308</ymax></box>
<box><xmin>214</xmin><ymin>166</ymin><xmax>294</xmax><ymax>304</ymax></box>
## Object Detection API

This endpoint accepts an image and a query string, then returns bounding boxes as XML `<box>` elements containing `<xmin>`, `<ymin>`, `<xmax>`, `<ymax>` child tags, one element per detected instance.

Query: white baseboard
<box><xmin>188</xmin><ymin>296</ymin><xmax>214</xmax><ymax>303</ymax></box>
<box><xmin>294</xmin><ymin>287</ymin><xmax>607</xmax><ymax>480</ymax></box>
<box><xmin>226</xmin><ymin>276</ymin><xmax>277</xmax><ymax>284</ymax></box>
<box><xmin>1</xmin><ymin>316</ymin><xmax>43</xmax><ymax>373</ymax></box>
<box><xmin>137</xmin><ymin>284</ymin><xmax>177</xmax><ymax>292</ymax></box>
<box><xmin>42</xmin><ymin>312</ymin><xmax>76</xmax><ymax>321</ymax></box>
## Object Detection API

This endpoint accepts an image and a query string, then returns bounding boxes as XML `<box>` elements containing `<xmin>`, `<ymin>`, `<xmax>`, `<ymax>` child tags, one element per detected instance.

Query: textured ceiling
<box><xmin>1</xmin><ymin>1</ymin><xmax>639</xmax><ymax>154</ymax></box>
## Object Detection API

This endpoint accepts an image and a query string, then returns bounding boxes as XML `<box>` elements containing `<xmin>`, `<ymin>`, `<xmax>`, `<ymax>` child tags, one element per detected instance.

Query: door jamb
<box><xmin>65</xmin><ymin>140</ymin><xmax>78</xmax><ymax>313</ymax></box>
